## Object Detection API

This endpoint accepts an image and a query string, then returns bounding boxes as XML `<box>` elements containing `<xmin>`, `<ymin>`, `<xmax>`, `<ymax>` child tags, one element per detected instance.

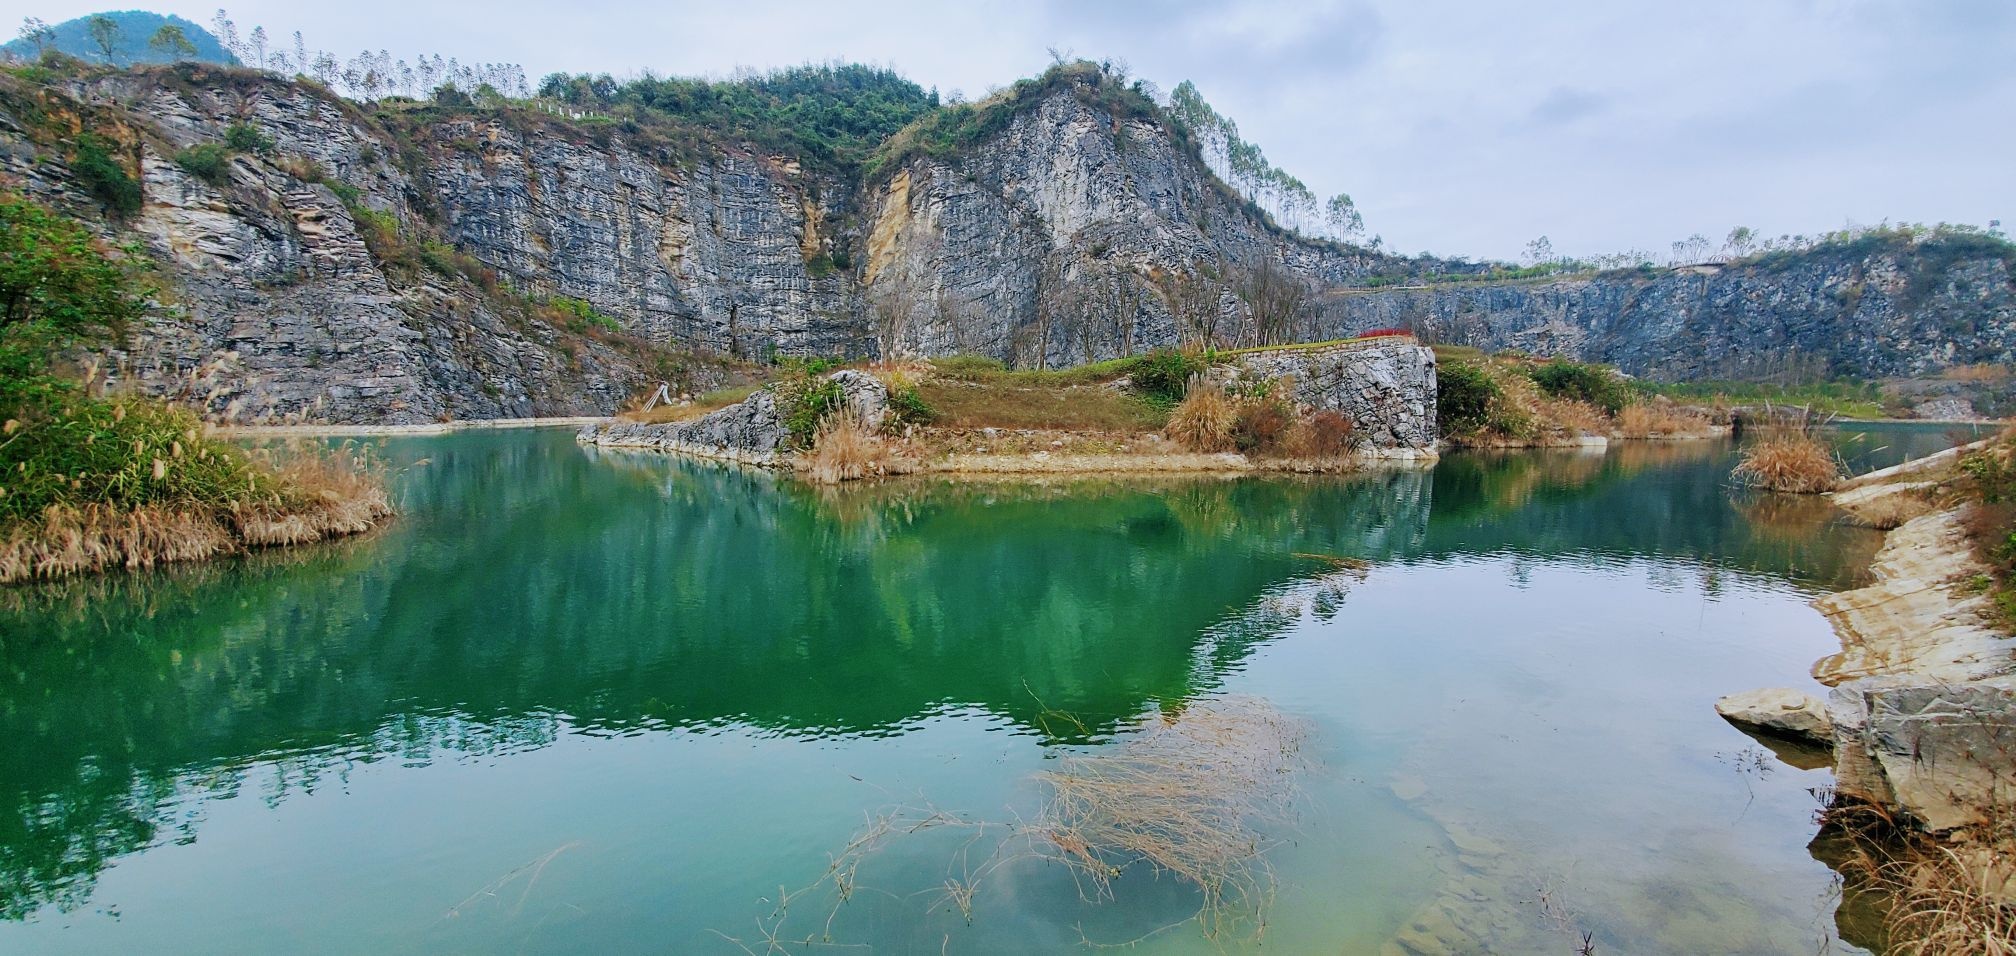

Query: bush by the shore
<box><xmin>0</xmin><ymin>192</ymin><xmax>390</xmax><ymax>583</ymax></box>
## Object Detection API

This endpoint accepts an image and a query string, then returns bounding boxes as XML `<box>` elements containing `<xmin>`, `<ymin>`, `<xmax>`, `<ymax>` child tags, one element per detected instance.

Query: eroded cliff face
<box><xmin>1315</xmin><ymin>251</ymin><xmax>2016</xmax><ymax>386</ymax></box>
<box><xmin>3</xmin><ymin>66</ymin><xmax>2011</xmax><ymax>424</ymax></box>
<box><xmin>857</xmin><ymin>81</ymin><xmax>1382</xmax><ymax>366</ymax></box>
<box><xmin>416</xmin><ymin>116</ymin><xmax>866</xmax><ymax>359</ymax></box>
<box><xmin>0</xmin><ymin>72</ymin><xmax>683</xmax><ymax>423</ymax></box>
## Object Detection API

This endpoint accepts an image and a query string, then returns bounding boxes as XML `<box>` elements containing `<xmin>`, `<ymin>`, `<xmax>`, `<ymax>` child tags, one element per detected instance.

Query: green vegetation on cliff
<box><xmin>0</xmin><ymin>194</ymin><xmax>388</xmax><ymax>583</ymax></box>
<box><xmin>536</xmin><ymin>62</ymin><xmax>938</xmax><ymax>172</ymax></box>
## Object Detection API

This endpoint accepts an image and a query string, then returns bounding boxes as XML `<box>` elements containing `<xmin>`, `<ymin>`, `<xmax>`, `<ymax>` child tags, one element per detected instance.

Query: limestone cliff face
<box><xmin>3</xmin><ymin>67</ymin><xmax>2011</xmax><ymax>423</ymax></box>
<box><xmin>416</xmin><ymin>116</ymin><xmax>866</xmax><ymax>359</ymax></box>
<box><xmin>0</xmin><ymin>72</ymin><xmax>672</xmax><ymax>424</ymax></box>
<box><xmin>857</xmin><ymin>78</ymin><xmax>1381</xmax><ymax>366</ymax></box>
<box><xmin>1315</xmin><ymin>249</ymin><xmax>2016</xmax><ymax>385</ymax></box>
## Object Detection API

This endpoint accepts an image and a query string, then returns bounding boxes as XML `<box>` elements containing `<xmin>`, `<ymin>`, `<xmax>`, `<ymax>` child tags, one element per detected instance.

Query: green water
<box><xmin>0</xmin><ymin>425</ymin><xmax>1967</xmax><ymax>953</ymax></box>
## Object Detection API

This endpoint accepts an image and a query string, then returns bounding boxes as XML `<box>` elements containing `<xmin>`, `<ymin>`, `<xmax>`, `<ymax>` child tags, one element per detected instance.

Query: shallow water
<box><xmin>0</xmin><ymin>425</ymin><xmax>1965</xmax><ymax>954</ymax></box>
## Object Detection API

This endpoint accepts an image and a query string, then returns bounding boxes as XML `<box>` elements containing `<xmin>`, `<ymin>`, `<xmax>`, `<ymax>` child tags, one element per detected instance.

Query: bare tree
<box><xmin>1161</xmin><ymin>262</ymin><xmax>1230</xmax><ymax>348</ymax></box>
<box><xmin>1235</xmin><ymin>260</ymin><xmax>1313</xmax><ymax>347</ymax></box>
<box><xmin>1080</xmin><ymin>269</ymin><xmax>1141</xmax><ymax>360</ymax></box>
<box><xmin>1025</xmin><ymin>257</ymin><xmax>1070</xmax><ymax>369</ymax></box>
<box><xmin>16</xmin><ymin>18</ymin><xmax>55</xmax><ymax>58</ymax></box>
<box><xmin>210</xmin><ymin>10</ymin><xmax>242</xmax><ymax>62</ymax></box>
<box><xmin>868</xmin><ymin>280</ymin><xmax>921</xmax><ymax>359</ymax></box>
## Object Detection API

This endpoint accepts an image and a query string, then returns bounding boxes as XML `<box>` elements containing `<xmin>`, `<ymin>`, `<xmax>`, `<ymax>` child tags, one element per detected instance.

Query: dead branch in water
<box><xmin>715</xmin><ymin>696</ymin><xmax>1309</xmax><ymax>950</ymax></box>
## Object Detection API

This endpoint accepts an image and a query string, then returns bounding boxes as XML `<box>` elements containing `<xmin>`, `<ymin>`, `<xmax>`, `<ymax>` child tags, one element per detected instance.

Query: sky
<box><xmin>22</xmin><ymin>0</ymin><xmax>2015</xmax><ymax>260</ymax></box>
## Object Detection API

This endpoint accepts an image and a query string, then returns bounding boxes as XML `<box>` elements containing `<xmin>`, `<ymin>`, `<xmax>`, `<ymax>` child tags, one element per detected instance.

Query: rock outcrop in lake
<box><xmin>3</xmin><ymin>63</ymin><xmax>2010</xmax><ymax>424</ymax></box>
<box><xmin>579</xmin><ymin>369</ymin><xmax>890</xmax><ymax>466</ymax></box>
<box><xmin>1231</xmin><ymin>339</ymin><xmax>1438</xmax><ymax>454</ymax></box>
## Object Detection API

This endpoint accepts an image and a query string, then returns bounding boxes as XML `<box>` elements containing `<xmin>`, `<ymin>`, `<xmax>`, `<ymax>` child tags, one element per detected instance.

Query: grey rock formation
<box><xmin>828</xmin><ymin>369</ymin><xmax>891</xmax><ymax>430</ymax></box>
<box><xmin>578</xmin><ymin>391</ymin><xmax>791</xmax><ymax>465</ymax></box>
<box><xmin>578</xmin><ymin>370</ymin><xmax>888</xmax><ymax>466</ymax></box>
<box><xmin>1913</xmin><ymin>398</ymin><xmax>1981</xmax><ymax>421</ymax></box>
<box><xmin>4</xmin><ymin>67</ymin><xmax>2010</xmax><ymax>424</ymax></box>
<box><xmin>1715</xmin><ymin>687</ymin><xmax>1835</xmax><ymax>747</ymax></box>
<box><xmin>1827</xmin><ymin>676</ymin><xmax>2016</xmax><ymax>833</ymax></box>
<box><xmin>1232</xmin><ymin>340</ymin><xmax>1438</xmax><ymax>452</ymax></box>
<box><xmin>1315</xmin><ymin>250</ymin><xmax>2016</xmax><ymax>390</ymax></box>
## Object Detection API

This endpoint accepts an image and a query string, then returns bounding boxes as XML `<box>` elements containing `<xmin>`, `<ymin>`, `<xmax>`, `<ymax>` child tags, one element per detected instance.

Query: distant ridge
<box><xmin>2</xmin><ymin>10</ymin><xmax>237</xmax><ymax>66</ymax></box>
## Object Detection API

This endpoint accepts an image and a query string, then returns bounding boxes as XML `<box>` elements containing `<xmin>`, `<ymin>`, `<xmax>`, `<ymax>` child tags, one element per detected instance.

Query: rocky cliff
<box><xmin>2</xmin><ymin>62</ymin><xmax>2010</xmax><ymax>424</ymax></box>
<box><xmin>1316</xmin><ymin>244</ymin><xmax>2016</xmax><ymax>388</ymax></box>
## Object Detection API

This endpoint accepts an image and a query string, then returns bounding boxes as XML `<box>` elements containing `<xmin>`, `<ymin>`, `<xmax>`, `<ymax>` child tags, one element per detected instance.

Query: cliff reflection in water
<box><xmin>0</xmin><ymin>430</ymin><xmax>1879</xmax><ymax>920</ymax></box>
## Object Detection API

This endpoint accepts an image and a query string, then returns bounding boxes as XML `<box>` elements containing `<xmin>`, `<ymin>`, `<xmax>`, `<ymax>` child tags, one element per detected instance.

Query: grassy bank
<box><xmin>1433</xmin><ymin>352</ymin><xmax>1720</xmax><ymax>447</ymax></box>
<box><xmin>1</xmin><ymin>192</ymin><xmax>390</xmax><ymax>584</ymax></box>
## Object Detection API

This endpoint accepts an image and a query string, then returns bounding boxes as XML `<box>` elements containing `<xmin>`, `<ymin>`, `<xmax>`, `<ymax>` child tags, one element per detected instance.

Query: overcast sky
<box><xmin>27</xmin><ymin>0</ymin><xmax>2014</xmax><ymax>260</ymax></box>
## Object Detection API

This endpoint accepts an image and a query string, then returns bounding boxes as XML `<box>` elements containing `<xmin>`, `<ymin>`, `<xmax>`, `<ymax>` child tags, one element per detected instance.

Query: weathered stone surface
<box><xmin>1803</xmin><ymin>486</ymin><xmax>2016</xmax><ymax>833</ymax></box>
<box><xmin>1231</xmin><ymin>340</ymin><xmax>1438</xmax><ymax>452</ymax></box>
<box><xmin>578</xmin><ymin>371</ymin><xmax>887</xmax><ymax>466</ymax></box>
<box><xmin>3</xmin><ymin>69</ymin><xmax>2009</xmax><ymax>423</ymax></box>
<box><xmin>1716</xmin><ymin>687</ymin><xmax>1835</xmax><ymax>746</ymax></box>
<box><xmin>579</xmin><ymin>390</ymin><xmax>791</xmax><ymax>465</ymax></box>
<box><xmin>827</xmin><ymin>369</ymin><xmax>891</xmax><ymax>430</ymax></box>
<box><xmin>1913</xmin><ymin>397</ymin><xmax>1981</xmax><ymax>421</ymax></box>
<box><xmin>1315</xmin><ymin>252</ymin><xmax>2016</xmax><ymax>392</ymax></box>
<box><xmin>1813</xmin><ymin>511</ymin><xmax>2016</xmax><ymax>685</ymax></box>
<box><xmin>1828</xmin><ymin>676</ymin><xmax>2016</xmax><ymax>832</ymax></box>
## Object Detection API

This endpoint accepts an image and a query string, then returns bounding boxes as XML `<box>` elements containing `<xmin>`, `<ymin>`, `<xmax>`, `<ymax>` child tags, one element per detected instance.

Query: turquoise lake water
<box><xmin>0</xmin><ymin>423</ymin><xmax>1981</xmax><ymax>953</ymax></box>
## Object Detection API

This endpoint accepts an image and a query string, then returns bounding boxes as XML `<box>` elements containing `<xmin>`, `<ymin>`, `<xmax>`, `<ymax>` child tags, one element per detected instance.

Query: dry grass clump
<box><xmin>1618</xmin><ymin>402</ymin><xmax>1708</xmax><ymax>438</ymax></box>
<box><xmin>729</xmin><ymin>696</ymin><xmax>1309</xmax><ymax>950</ymax></box>
<box><xmin>1880</xmin><ymin>843</ymin><xmax>2016</xmax><ymax>954</ymax></box>
<box><xmin>1822</xmin><ymin>800</ymin><xmax>2016</xmax><ymax>956</ymax></box>
<box><xmin>1733</xmin><ymin>434</ymin><xmax>1843</xmax><ymax>493</ymax></box>
<box><xmin>1842</xmin><ymin>490</ymin><xmax>1937</xmax><ymax>531</ymax></box>
<box><xmin>1165</xmin><ymin>377</ymin><xmax>1238</xmax><ymax>453</ymax></box>
<box><xmin>0</xmin><ymin>504</ymin><xmax>234</xmax><ymax>582</ymax></box>
<box><xmin>801</xmin><ymin>412</ymin><xmax>906</xmax><ymax>484</ymax></box>
<box><xmin>1036</xmin><ymin>696</ymin><xmax>1307</xmax><ymax>940</ymax></box>
<box><xmin>917</xmin><ymin>380</ymin><xmax>1164</xmax><ymax>432</ymax></box>
<box><xmin>0</xmin><ymin>396</ymin><xmax>394</xmax><ymax>584</ymax></box>
<box><xmin>1283</xmin><ymin>409</ymin><xmax>1355</xmax><ymax>458</ymax></box>
<box><xmin>231</xmin><ymin>443</ymin><xmax>393</xmax><ymax>546</ymax></box>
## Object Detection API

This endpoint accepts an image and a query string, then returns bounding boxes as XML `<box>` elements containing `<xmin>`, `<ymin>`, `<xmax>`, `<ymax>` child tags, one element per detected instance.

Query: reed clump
<box><xmin>1035</xmin><ymin>695</ymin><xmax>1307</xmax><ymax>940</ymax></box>
<box><xmin>1618</xmin><ymin>402</ymin><xmax>1708</xmax><ymax>439</ymax></box>
<box><xmin>0</xmin><ymin>397</ymin><xmax>392</xmax><ymax>584</ymax></box>
<box><xmin>801</xmin><ymin>411</ymin><xmax>907</xmax><ymax>483</ymax></box>
<box><xmin>1821</xmin><ymin>799</ymin><xmax>2016</xmax><ymax>956</ymax></box>
<box><xmin>1733</xmin><ymin>434</ymin><xmax>1843</xmax><ymax>493</ymax></box>
<box><xmin>730</xmin><ymin>697</ymin><xmax>1308</xmax><ymax>950</ymax></box>
<box><xmin>1165</xmin><ymin>377</ymin><xmax>1238</xmax><ymax>452</ymax></box>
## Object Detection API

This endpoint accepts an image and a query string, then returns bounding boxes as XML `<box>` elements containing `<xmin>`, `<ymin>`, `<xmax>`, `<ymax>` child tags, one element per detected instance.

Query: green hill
<box><xmin>3</xmin><ymin>10</ymin><xmax>237</xmax><ymax>66</ymax></box>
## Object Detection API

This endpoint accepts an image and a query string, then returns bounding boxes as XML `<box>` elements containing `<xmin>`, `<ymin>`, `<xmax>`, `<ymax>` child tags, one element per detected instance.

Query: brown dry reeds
<box><xmin>726</xmin><ymin>696</ymin><xmax>1308</xmax><ymax>951</ymax></box>
<box><xmin>1881</xmin><ymin>843</ymin><xmax>2016</xmax><ymax>954</ymax></box>
<box><xmin>1035</xmin><ymin>695</ymin><xmax>1307</xmax><ymax>940</ymax></box>
<box><xmin>802</xmin><ymin>411</ymin><xmax>900</xmax><ymax>483</ymax></box>
<box><xmin>1822</xmin><ymin>799</ymin><xmax>2016</xmax><ymax>956</ymax></box>
<box><xmin>1165</xmin><ymin>377</ymin><xmax>1237</xmax><ymax>453</ymax></box>
<box><xmin>0</xmin><ymin>504</ymin><xmax>234</xmax><ymax>583</ymax></box>
<box><xmin>0</xmin><ymin>440</ymin><xmax>393</xmax><ymax>585</ymax></box>
<box><xmin>1282</xmin><ymin>409</ymin><xmax>1355</xmax><ymax>458</ymax></box>
<box><xmin>1619</xmin><ymin>402</ymin><xmax>1708</xmax><ymax>439</ymax></box>
<box><xmin>1843</xmin><ymin>491</ymin><xmax>1936</xmax><ymax>531</ymax></box>
<box><xmin>1733</xmin><ymin>434</ymin><xmax>1843</xmax><ymax>493</ymax></box>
